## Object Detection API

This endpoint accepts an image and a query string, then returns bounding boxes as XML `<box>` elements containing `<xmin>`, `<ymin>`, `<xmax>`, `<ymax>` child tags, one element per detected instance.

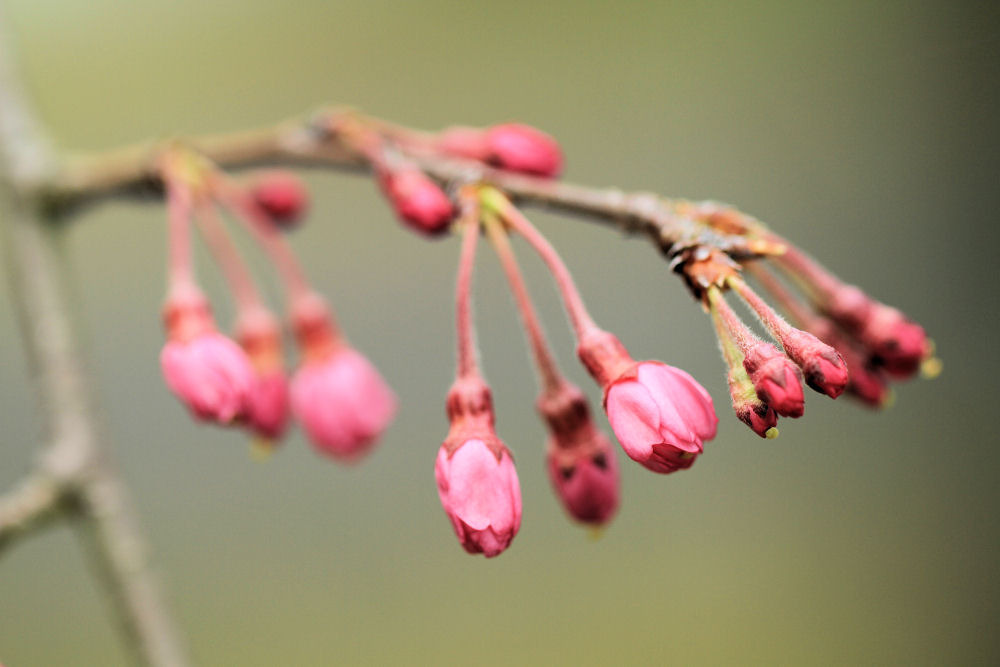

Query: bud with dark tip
<box><xmin>249</xmin><ymin>171</ymin><xmax>309</xmax><ymax>228</ymax></box>
<box><xmin>742</xmin><ymin>342</ymin><xmax>805</xmax><ymax>418</ymax></box>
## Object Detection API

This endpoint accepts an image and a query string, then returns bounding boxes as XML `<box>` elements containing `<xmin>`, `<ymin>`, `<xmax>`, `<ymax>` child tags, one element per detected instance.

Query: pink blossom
<box><xmin>605</xmin><ymin>362</ymin><xmax>718</xmax><ymax>474</ymax></box>
<box><xmin>161</xmin><ymin>332</ymin><xmax>254</xmax><ymax>424</ymax></box>
<box><xmin>291</xmin><ymin>346</ymin><xmax>397</xmax><ymax>461</ymax></box>
<box><xmin>483</xmin><ymin>123</ymin><xmax>563</xmax><ymax>177</ymax></box>
<box><xmin>250</xmin><ymin>170</ymin><xmax>309</xmax><ymax>228</ymax></box>
<box><xmin>378</xmin><ymin>168</ymin><xmax>454</xmax><ymax>235</ymax></box>
<box><xmin>435</xmin><ymin>438</ymin><xmax>522</xmax><ymax>558</ymax></box>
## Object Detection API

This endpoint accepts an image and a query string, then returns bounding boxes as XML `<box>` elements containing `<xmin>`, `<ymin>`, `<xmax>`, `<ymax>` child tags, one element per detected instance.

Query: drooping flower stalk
<box><xmin>482</xmin><ymin>208</ymin><xmax>619</xmax><ymax>525</ymax></box>
<box><xmin>708</xmin><ymin>290</ymin><xmax>779</xmax><ymax>438</ymax></box>
<box><xmin>436</xmin><ymin>193</ymin><xmax>523</xmax><ymax>555</ymax></box>
<box><xmin>727</xmin><ymin>275</ymin><xmax>848</xmax><ymax>398</ymax></box>
<box><xmin>747</xmin><ymin>263</ymin><xmax>892</xmax><ymax>407</ymax></box>
<box><xmin>454</xmin><ymin>194</ymin><xmax>483</xmax><ymax>380</ymax></box>
<box><xmin>707</xmin><ymin>286</ymin><xmax>805</xmax><ymax>418</ymax></box>
<box><xmin>211</xmin><ymin>173</ymin><xmax>313</xmax><ymax>304</ymax></box>
<box><xmin>192</xmin><ymin>198</ymin><xmax>262</xmax><ymax>313</ymax></box>
<box><xmin>481</xmin><ymin>210</ymin><xmax>563</xmax><ymax>395</ymax></box>
<box><xmin>481</xmin><ymin>187</ymin><xmax>599</xmax><ymax>341</ymax></box>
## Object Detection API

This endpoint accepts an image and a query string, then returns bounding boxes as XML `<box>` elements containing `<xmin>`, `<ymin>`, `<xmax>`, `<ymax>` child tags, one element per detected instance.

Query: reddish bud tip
<box><xmin>743</xmin><ymin>343</ymin><xmax>805</xmax><ymax>418</ymax></box>
<box><xmin>727</xmin><ymin>369</ymin><xmax>779</xmax><ymax>438</ymax></box>
<box><xmin>483</xmin><ymin>123</ymin><xmax>563</xmax><ymax>177</ymax></box>
<box><xmin>782</xmin><ymin>329</ymin><xmax>849</xmax><ymax>398</ymax></box>
<box><xmin>824</xmin><ymin>285</ymin><xmax>929</xmax><ymax>378</ymax></box>
<box><xmin>249</xmin><ymin>171</ymin><xmax>309</xmax><ymax>228</ymax></box>
<box><xmin>538</xmin><ymin>384</ymin><xmax>619</xmax><ymax>526</ymax></box>
<box><xmin>379</xmin><ymin>168</ymin><xmax>454</xmax><ymax>235</ymax></box>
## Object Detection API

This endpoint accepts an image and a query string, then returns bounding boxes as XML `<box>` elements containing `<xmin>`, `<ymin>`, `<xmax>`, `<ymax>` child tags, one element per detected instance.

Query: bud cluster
<box><xmin>152</xmin><ymin>117</ymin><xmax>935</xmax><ymax>562</ymax></box>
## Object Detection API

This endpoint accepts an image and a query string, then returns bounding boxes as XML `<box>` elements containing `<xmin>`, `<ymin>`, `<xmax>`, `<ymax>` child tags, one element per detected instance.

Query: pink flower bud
<box><xmin>378</xmin><ymin>168</ymin><xmax>454</xmax><ymax>235</ymax></box>
<box><xmin>727</xmin><ymin>369</ymin><xmax>779</xmax><ymax>439</ymax></box>
<box><xmin>538</xmin><ymin>384</ymin><xmax>619</xmax><ymax>525</ymax></box>
<box><xmin>249</xmin><ymin>171</ymin><xmax>309</xmax><ymax>228</ymax></box>
<box><xmin>781</xmin><ymin>328</ymin><xmax>849</xmax><ymax>398</ymax></box>
<box><xmin>291</xmin><ymin>346</ymin><xmax>397</xmax><ymax>461</ymax></box>
<box><xmin>161</xmin><ymin>287</ymin><xmax>253</xmax><ymax>424</ymax></box>
<box><xmin>825</xmin><ymin>285</ymin><xmax>928</xmax><ymax>377</ymax></box>
<box><xmin>436</xmin><ymin>377</ymin><xmax>522</xmax><ymax>557</ymax></box>
<box><xmin>742</xmin><ymin>342</ymin><xmax>805</xmax><ymax>418</ymax></box>
<box><xmin>245</xmin><ymin>371</ymin><xmax>289</xmax><ymax>440</ymax></box>
<box><xmin>604</xmin><ymin>361</ymin><xmax>718</xmax><ymax>473</ymax></box>
<box><xmin>236</xmin><ymin>308</ymin><xmax>290</xmax><ymax>440</ymax></box>
<box><xmin>484</xmin><ymin>123</ymin><xmax>563</xmax><ymax>177</ymax></box>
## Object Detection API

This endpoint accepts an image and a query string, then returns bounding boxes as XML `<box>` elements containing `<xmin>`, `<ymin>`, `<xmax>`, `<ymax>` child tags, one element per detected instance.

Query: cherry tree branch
<box><xmin>43</xmin><ymin>110</ymin><xmax>767</xmax><ymax>265</ymax></box>
<box><xmin>0</xmin><ymin>5</ymin><xmax>189</xmax><ymax>665</ymax></box>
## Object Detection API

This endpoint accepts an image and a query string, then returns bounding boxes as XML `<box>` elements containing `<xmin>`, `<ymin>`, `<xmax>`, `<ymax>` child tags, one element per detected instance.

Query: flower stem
<box><xmin>482</xmin><ymin>210</ymin><xmax>565</xmax><ymax>395</ymax></box>
<box><xmin>193</xmin><ymin>199</ymin><xmax>262</xmax><ymax>313</ymax></box>
<box><xmin>481</xmin><ymin>188</ymin><xmax>599</xmax><ymax>340</ymax></box>
<box><xmin>211</xmin><ymin>173</ymin><xmax>312</xmax><ymax>303</ymax></box>
<box><xmin>164</xmin><ymin>171</ymin><xmax>194</xmax><ymax>289</ymax></box>
<box><xmin>454</xmin><ymin>195</ymin><xmax>482</xmax><ymax>380</ymax></box>
<box><xmin>706</xmin><ymin>286</ymin><xmax>757</xmax><ymax>355</ymax></box>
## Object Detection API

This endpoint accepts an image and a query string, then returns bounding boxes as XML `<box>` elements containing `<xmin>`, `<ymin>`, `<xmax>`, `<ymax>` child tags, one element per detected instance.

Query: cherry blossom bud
<box><xmin>825</xmin><ymin>285</ymin><xmax>928</xmax><ymax>377</ymax></box>
<box><xmin>538</xmin><ymin>383</ymin><xmax>619</xmax><ymax>525</ymax></box>
<box><xmin>578</xmin><ymin>330</ymin><xmax>718</xmax><ymax>474</ymax></box>
<box><xmin>780</xmin><ymin>328</ymin><xmax>849</xmax><ymax>398</ymax></box>
<box><xmin>378</xmin><ymin>168</ymin><xmax>454</xmax><ymax>235</ymax></box>
<box><xmin>290</xmin><ymin>294</ymin><xmax>396</xmax><ymax>461</ymax></box>
<box><xmin>436</xmin><ymin>376</ymin><xmax>522</xmax><ymax>557</ymax></box>
<box><xmin>236</xmin><ymin>308</ymin><xmax>290</xmax><ymax>440</ymax></box>
<box><xmin>742</xmin><ymin>342</ymin><xmax>805</xmax><ymax>418</ymax></box>
<box><xmin>160</xmin><ymin>285</ymin><xmax>253</xmax><ymax>424</ymax></box>
<box><xmin>484</xmin><ymin>123</ymin><xmax>563</xmax><ymax>177</ymax></box>
<box><xmin>249</xmin><ymin>171</ymin><xmax>309</xmax><ymax>228</ymax></box>
<box><xmin>727</xmin><ymin>367</ymin><xmax>779</xmax><ymax>439</ymax></box>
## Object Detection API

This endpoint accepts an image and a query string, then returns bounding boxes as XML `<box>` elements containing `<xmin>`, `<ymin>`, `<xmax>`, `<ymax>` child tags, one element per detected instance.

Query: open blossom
<box><xmin>292</xmin><ymin>346</ymin><xmax>397</xmax><ymax>461</ymax></box>
<box><xmin>161</xmin><ymin>286</ymin><xmax>253</xmax><ymax>424</ymax></box>
<box><xmin>436</xmin><ymin>376</ymin><xmax>522</xmax><ymax>557</ymax></box>
<box><xmin>539</xmin><ymin>384</ymin><xmax>619</xmax><ymax>525</ymax></box>
<box><xmin>578</xmin><ymin>330</ymin><xmax>717</xmax><ymax>474</ymax></box>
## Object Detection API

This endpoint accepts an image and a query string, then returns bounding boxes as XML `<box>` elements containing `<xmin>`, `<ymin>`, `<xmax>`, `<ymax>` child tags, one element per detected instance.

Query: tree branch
<box><xmin>0</xmin><ymin>472</ymin><xmax>62</xmax><ymax>552</ymax></box>
<box><xmin>44</xmin><ymin>110</ymin><xmax>766</xmax><ymax>263</ymax></box>
<box><xmin>0</xmin><ymin>5</ymin><xmax>189</xmax><ymax>665</ymax></box>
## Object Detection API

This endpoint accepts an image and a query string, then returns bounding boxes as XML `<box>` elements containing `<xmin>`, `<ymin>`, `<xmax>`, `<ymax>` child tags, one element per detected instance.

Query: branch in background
<box><xmin>0</xmin><ymin>473</ymin><xmax>63</xmax><ymax>552</ymax></box>
<box><xmin>0</xmin><ymin>4</ymin><xmax>189</xmax><ymax>665</ymax></box>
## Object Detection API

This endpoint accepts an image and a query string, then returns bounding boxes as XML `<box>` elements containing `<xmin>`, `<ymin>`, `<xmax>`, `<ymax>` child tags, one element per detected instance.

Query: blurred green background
<box><xmin>1</xmin><ymin>1</ymin><xmax>997</xmax><ymax>665</ymax></box>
